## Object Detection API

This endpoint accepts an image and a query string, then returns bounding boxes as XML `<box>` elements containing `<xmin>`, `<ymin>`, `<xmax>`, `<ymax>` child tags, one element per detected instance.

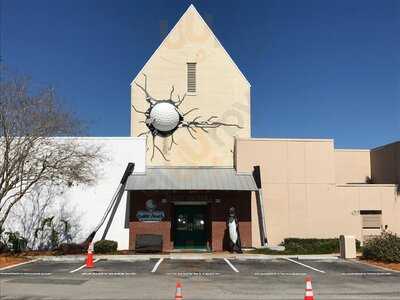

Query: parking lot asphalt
<box><xmin>1</xmin><ymin>257</ymin><xmax>399</xmax><ymax>299</ymax></box>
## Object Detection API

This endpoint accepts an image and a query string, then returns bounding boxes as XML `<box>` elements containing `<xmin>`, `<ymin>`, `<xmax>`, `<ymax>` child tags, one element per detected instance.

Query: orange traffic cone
<box><xmin>175</xmin><ymin>282</ymin><xmax>183</xmax><ymax>300</ymax></box>
<box><xmin>85</xmin><ymin>242</ymin><xmax>94</xmax><ymax>268</ymax></box>
<box><xmin>304</xmin><ymin>276</ymin><xmax>314</xmax><ymax>300</ymax></box>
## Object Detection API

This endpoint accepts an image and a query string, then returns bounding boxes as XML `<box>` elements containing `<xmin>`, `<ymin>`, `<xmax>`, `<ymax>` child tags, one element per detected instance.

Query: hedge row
<box><xmin>56</xmin><ymin>240</ymin><xmax>118</xmax><ymax>255</ymax></box>
<box><xmin>280</xmin><ymin>238</ymin><xmax>361</xmax><ymax>255</ymax></box>
<box><xmin>251</xmin><ymin>238</ymin><xmax>362</xmax><ymax>255</ymax></box>
<box><xmin>282</xmin><ymin>238</ymin><xmax>339</xmax><ymax>254</ymax></box>
<box><xmin>362</xmin><ymin>232</ymin><xmax>400</xmax><ymax>263</ymax></box>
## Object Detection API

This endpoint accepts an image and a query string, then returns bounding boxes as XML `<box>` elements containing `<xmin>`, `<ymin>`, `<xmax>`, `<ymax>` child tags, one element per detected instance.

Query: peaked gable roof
<box><xmin>131</xmin><ymin>4</ymin><xmax>250</xmax><ymax>86</ymax></box>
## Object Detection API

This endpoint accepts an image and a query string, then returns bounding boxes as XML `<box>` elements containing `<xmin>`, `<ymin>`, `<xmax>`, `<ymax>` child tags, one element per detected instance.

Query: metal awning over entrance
<box><xmin>125</xmin><ymin>167</ymin><xmax>258</xmax><ymax>191</ymax></box>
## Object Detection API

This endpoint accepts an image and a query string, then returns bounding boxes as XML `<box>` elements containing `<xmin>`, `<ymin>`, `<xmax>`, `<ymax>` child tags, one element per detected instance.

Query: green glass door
<box><xmin>174</xmin><ymin>205</ymin><xmax>208</xmax><ymax>249</ymax></box>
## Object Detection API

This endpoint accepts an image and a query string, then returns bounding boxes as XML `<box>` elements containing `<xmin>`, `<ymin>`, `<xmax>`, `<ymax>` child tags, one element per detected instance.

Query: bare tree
<box><xmin>0</xmin><ymin>70</ymin><xmax>103</xmax><ymax>231</ymax></box>
<box><xmin>8</xmin><ymin>185</ymin><xmax>54</xmax><ymax>249</ymax></box>
<box><xmin>8</xmin><ymin>185</ymin><xmax>83</xmax><ymax>250</ymax></box>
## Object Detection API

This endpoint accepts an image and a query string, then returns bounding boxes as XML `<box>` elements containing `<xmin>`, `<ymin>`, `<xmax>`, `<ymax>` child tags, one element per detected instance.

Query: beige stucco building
<box><xmin>126</xmin><ymin>5</ymin><xmax>400</xmax><ymax>251</ymax></box>
<box><xmin>131</xmin><ymin>4</ymin><xmax>250</xmax><ymax>167</ymax></box>
<box><xmin>235</xmin><ymin>138</ymin><xmax>400</xmax><ymax>247</ymax></box>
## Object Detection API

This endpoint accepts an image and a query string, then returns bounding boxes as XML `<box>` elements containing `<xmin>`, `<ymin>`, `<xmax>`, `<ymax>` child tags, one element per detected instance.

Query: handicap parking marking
<box><xmin>0</xmin><ymin>272</ymin><xmax>52</xmax><ymax>276</ymax></box>
<box><xmin>341</xmin><ymin>272</ymin><xmax>393</xmax><ymax>276</ymax></box>
<box><xmin>151</xmin><ymin>258</ymin><xmax>164</xmax><ymax>273</ymax></box>
<box><xmin>73</xmin><ymin>259</ymin><xmax>153</xmax><ymax>275</ymax></box>
<box><xmin>81</xmin><ymin>272</ymin><xmax>137</xmax><ymax>276</ymax></box>
<box><xmin>166</xmin><ymin>272</ymin><xmax>221</xmax><ymax>277</ymax></box>
<box><xmin>254</xmin><ymin>272</ymin><xmax>307</xmax><ymax>276</ymax></box>
<box><xmin>224</xmin><ymin>258</ymin><xmax>239</xmax><ymax>273</ymax></box>
<box><xmin>283</xmin><ymin>258</ymin><xmax>326</xmax><ymax>274</ymax></box>
<box><xmin>156</xmin><ymin>258</ymin><xmax>233</xmax><ymax>275</ymax></box>
<box><xmin>69</xmin><ymin>258</ymin><xmax>101</xmax><ymax>273</ymax></box>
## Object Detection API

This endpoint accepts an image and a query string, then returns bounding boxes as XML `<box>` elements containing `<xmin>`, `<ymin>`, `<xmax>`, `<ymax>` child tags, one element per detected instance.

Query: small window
<box><xmin>187</xmin><ymin>63</ymin><xmax>196</xmax><ymax>93</ymax></box>
<box><xmin>360</xmin><ymin>210</ymin><xmax>382</xmax><ymax>229</ymax></box>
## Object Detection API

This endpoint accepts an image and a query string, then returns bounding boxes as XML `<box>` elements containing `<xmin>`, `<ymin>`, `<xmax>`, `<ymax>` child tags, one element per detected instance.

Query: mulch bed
<box><xmin>359</xmin><ymin>258</ymin><xmax>400</xmax><ymax>272</ymax></box>
<box><xmin>0</xmin><ymin>256</ymin><xmax>29</xmax><ymax>268</ymax></box>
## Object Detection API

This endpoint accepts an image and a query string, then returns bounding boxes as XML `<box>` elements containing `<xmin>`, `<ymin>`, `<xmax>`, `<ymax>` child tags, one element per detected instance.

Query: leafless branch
<box><xmin>175</xmin><ymin>93</ymin><xmax>186</xmax><ymax>107</ymax></box>
<box><xmin>186</xmin><ymin>127</ymin><xmax>197</xmax><ymax>140</ymax></box>
<box><xmin>138</xmin><ymin>130</ymin><xmax>151</xmax><ymax>137</ymax></box>
<box><xmin>134</xmin><ymin>73</ymin><xmax>157</xmax><ymax>105</ymax></box>
<box><xmin>151</xmin><ymin>136</ymin><xmax>169</xmax><ymax>161</ymax></box>
<box><xmin>183</xmin><ymin>108</ymin><xmax>199</xmax><ymax>117</ymax></box>
<box><xmin>169</xmin><ymin>134</ymin><xmax>178</xmax><ymax>150</ymax></box>
<box><xmin>131</xmin><ymin>104</ymin><xmax>147</xmax><ymax>115</ymax></box>
<box><xmin>169</xmin><ymin>85</ymin><xmax>174</xmax><ymax>100</ymax></box>
<box><xmin>183</xmin><ymin>118</ymin><xmax>243</xmax><ymax>130</ymax></box>
<box><xmin>0</xmin><ymin>70</ymin><xmax>103</xmax><ymax>229</ymax></box>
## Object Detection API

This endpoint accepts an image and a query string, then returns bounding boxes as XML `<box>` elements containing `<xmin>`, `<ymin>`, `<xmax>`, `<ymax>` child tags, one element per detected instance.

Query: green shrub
<box><xmin>282</xmin><ymin>238</ymin><xmax>361</xmax><ymax>254</ymax></box>
<box><xmin>249</xmin><ymin>237</ymin><xmax>362</xmax><ymax>255</ymax></box>
<box><xmin>94</xmin><ymin>240</ymin><xmax>118</xmax><ymax>254</ymax></box>
<box><xmin>362</xmin><ymin>232</ymin><xmax>400</xmax><ymax>263</ymax></box>
<box><xmin>282</xmin><ymin>238</ymin><xmax>339</xmax><ymax>254</ymax></box>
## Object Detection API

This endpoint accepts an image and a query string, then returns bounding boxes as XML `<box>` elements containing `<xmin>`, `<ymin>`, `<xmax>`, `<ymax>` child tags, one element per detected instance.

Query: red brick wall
<box><xmin>129</xmin><ymin>221</ymin><xmax>172</xmax><ymax>251</ymax></box>
<box><xmin>212</xmin><ymin>221</ymin><xmax>252</xmax><ymax>251</ymax></box>
<box><xmin>128</xmin><ymin>191</ymin><xmax>252</xmax><ymax>252</ymax></box>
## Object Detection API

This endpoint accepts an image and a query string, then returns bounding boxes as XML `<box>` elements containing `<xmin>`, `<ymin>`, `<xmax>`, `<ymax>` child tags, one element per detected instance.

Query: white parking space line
<box><xmin>341</xmin><ymin>272</ymin><xmax>392</xmax><ymax>276</ymax></box>
<box><xmin>224</xmin><ymin>258</ymin><xmax>239</xmax><ymax>273</ymax></box>
<box><xmin>151</xmin><ymin>258</ymin><xmax>164</xmax><ymax>273</ymax></box>
<box><xmin>81</xmin><ymin>272</ymin><xmax>136</xmax><ymax>276</ymax></box>
<box><xmin>0</xmin><ymin>258</ymin><xmax>40</xmax><ymax>271</ymax></box>
<box><xmin>69</xmin><ymin>258</ymin><xmax>101</xmax><ymax>273</ymax></box>
<box><xmin>0</xmin><ymin>272</ymin><xmax>51</xmax><ymax>276</ymax></box>
<box><xmin>284</xmin><ymin>258</ymin><xmax>326</xmax><ymax>274</ymax></box>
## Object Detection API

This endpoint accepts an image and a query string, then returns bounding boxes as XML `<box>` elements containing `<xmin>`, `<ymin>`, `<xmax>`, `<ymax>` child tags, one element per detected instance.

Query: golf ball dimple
<box><xmin>149</xmin><ymin>102</ymin><xmax>180</xmax><ymax>132</ymax></box>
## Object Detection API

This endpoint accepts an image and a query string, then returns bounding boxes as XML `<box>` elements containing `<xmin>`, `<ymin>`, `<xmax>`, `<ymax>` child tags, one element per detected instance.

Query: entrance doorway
<box><xmin>173</xmin><ymin>205</ymin><xmax>208</xmax><ymax>250</ymax></box>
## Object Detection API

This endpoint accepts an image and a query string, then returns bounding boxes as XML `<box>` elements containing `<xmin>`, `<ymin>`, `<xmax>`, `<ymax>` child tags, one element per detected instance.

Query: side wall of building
<box><xmin>236</xmin><ymin>138</ymin><xmax>336</xmax><ymax>246</ymax></box>
<box><xmin>235</xmin><ymin>138</ymin><xmax>400</xmax><ymax>247</ymax></box>
<box><xmin>371</xmin><ymin>142</ymin><xmax>400</xmax><ymax>184</ymax></box>
<box><xmin>335</xmin><ymin>184</ymin><xmax>400</xmax><ymax>241</ymax></box>
<box><xmin>66</xmin><ymin>138</ymin><xmax>146</xmax><ymax>250</ymax></box>
<box><xmin>335</xmin><ymin>149</ymin><xmax>371</xmax><ymax>184</ymax></box>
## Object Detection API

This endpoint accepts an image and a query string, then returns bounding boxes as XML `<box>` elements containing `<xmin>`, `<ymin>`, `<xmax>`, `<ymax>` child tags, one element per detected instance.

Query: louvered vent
<box><xmin>187</xmin><ymin>63</ymin><xmax>196</xmax><ymax>93</ymax></box>
<box><xmin>360</xmin><ymin>210</ymin><xmax>382</xmax><ymax>229</ymax></box>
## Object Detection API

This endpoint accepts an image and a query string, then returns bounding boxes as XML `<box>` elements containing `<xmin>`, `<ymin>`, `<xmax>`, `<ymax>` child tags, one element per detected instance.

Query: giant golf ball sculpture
<box><xmin>132</xmin><ymin>74</ymin><xmax>242</xmax><ymax>161</ymax></box>
<box><xmin>148</xmin><ymin>102</ymin><xmax>182</xmax><ymax>136</ymax></box>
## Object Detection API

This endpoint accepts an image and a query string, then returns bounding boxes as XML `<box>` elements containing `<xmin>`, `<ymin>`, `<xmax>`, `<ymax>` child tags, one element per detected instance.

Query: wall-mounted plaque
<box><xmin>136</xmin><ymin>199</ymin><xmax>165</xmax><ymax>222</ymax></box>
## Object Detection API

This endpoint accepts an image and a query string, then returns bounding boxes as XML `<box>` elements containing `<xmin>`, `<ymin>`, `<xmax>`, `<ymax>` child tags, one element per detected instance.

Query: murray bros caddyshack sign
<box><xmin>136</xmin><ymin>199</ymin><xmax>165</xmax><ymax>222</ymax></box>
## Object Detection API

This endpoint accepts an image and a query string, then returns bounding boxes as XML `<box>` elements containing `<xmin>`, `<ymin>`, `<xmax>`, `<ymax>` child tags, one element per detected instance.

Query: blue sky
<box><xmin>1</xmin><ymin>0</ymin><xmax>399</xmax><ymax>148</ymax></box>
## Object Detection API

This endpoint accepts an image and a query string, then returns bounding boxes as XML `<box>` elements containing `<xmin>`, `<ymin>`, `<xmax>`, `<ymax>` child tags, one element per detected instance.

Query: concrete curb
<box><xmin>32</xmin><ymin>254</ymin><xmax>339</xmax><ymax>262</ymax></box>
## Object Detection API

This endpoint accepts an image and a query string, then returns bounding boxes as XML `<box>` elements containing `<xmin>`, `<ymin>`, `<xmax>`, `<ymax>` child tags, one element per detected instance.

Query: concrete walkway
<box><xmin>32</xmin><ymin>253</ymin><xmax>339</xmax><ymax>261</ymax></box>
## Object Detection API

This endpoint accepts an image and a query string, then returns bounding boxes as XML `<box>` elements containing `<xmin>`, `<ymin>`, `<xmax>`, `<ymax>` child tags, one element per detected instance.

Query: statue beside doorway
<box><xmin>227</xmin><ymin>206</ymin><xmax>242</xmax><ymax>253</ymax></box>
